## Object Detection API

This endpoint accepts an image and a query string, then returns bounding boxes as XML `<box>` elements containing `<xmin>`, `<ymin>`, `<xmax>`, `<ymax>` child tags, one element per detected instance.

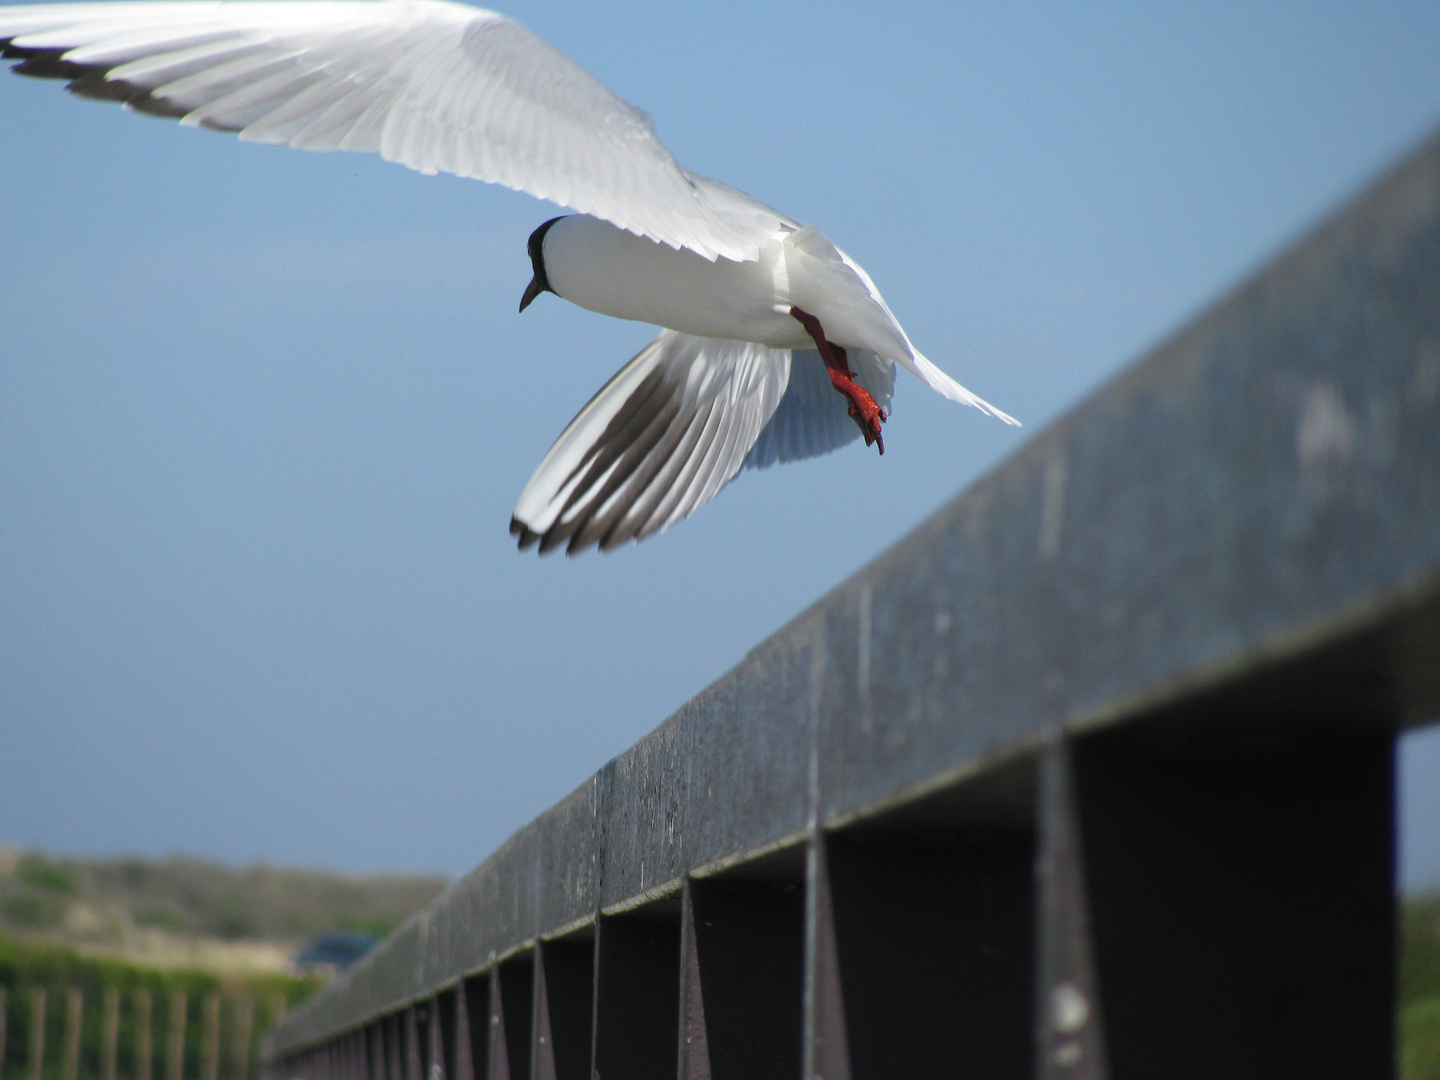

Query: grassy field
<box><xmin>0</xmin><ymin>849</ymin><xmax>447</xmax><ymax>1080</ymax></box>
<box><xmin>1404</xmin><ymin>890</ymin><xmax>1440</xmax><ymax>1080</ymax></box>
<box><xmin>0</xmin><ymin>850</ymin><xmax>446</xmax><ymax>974</ymax></box>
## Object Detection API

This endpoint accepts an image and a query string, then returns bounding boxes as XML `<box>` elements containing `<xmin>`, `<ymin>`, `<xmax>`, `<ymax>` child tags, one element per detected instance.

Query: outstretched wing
<box><xmin>511</xmin><ymin>330</ymin><xmax>791</xmax><ymax>556</ymax></box>
<box><xmin>0</xmin><ymin>0</ymin><xmax>788</xmax><ymax>260</ymax></box>
<box><xmin>743</xmin><ymin>347</ymin><xmax>894</xmax><ymax>471</ymax></box>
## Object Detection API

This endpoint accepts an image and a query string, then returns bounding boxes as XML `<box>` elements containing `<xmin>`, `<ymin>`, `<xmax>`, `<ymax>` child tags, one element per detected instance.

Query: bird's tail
<box><xmin>898</xmin><ymin>349</ymin><xmax>1022</xmax><ymax>427</ymax></box>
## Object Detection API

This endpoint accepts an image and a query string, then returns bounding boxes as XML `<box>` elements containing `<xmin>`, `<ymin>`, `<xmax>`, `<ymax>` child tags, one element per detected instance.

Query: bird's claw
<box><xmin>789</xmin><ymin>305</ymin><xmax>886</xmax><ymax>455</ymax></box>
<box><xmin>845</xmin><ymin>388</ymin><xmax>886</xmax><ymax>454</ymax></box>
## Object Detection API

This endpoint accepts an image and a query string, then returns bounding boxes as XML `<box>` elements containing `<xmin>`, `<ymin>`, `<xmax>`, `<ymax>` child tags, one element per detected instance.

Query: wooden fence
<box><xmin>0</xmin><ymin>986</ymin><xmax>288</xmax><ymax>1080</ymax></box>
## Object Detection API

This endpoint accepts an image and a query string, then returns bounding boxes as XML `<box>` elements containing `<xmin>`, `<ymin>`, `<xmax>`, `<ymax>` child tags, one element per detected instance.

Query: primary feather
<box><xmin>0</xmin><ymin>0</ymin><xmax>784</xmax><ymax>260</ymax></box>
<box><xmin>511</xmin><ymin>330</ymin><xmax>792</xmax><ymax>555</ymax></box>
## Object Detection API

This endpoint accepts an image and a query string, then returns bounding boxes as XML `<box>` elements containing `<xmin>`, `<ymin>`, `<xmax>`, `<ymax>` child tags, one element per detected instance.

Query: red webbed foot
<box><xmin>830</xmin><ymin>368</ymin><xmax>886</xmax><ymax>452</ymax></box>
<box><xmin>790</xmin><ymin>305</ymin><xmax>886</xmax><ymax>454</ymax></box>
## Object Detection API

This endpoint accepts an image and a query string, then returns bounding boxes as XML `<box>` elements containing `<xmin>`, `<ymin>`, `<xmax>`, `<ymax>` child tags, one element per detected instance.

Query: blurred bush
<box><xmin>1405</xmin><ymin>890</ymin><xmax>1440</xmax><ymax>1080</ymax></box>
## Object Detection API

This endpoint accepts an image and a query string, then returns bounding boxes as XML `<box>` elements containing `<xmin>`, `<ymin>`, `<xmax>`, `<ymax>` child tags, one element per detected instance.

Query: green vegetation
<box><xmin>0</xmin><ymin>849</ymin><xmax>447</xmax><ymax>1080</ymax></box>
<box><xmin>0</xmin><ymin>850</ymin><xmax>446</xmax><ymax>960</ymax></box>
<box><xmin>0</xmin><ymin>897</ymin><xmax>64</xmax><ymax>933</ymax></box>
<box><xmin>0</xmin><ymin>936</ymin><xmax>322</xmax><ymax>1080</ymax></box>
<box><xmin>1404</xmin><ymin>890</ymin><xmax>1440</xmax><ymax>1080</ymax></box>
<box><xmin>15</xmin><ymin>858</ymin><xmax>76</xmax><ymax>898</ymax></box>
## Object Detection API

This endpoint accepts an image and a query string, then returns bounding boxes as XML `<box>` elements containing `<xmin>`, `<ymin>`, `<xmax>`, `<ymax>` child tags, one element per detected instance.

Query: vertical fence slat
<box><xmin>802</xmin><ymin>840</ymin><xmax>847</xmax><ymax>1080</ymax></box>
<box><xmin>1035</xmin><ymin>740</ymin><xmax>1109</xmax><ymax>1080</ymax></box>
<box><xmin>167</xmin><ymin>992</ymin><xmax>187</xmax><ymax>1080</ymax></box>
<box><xmin>426</xmin><ymin>1000</ymin><xmax>443</xmax><ymax>1080</ymax></box>
<box><xmin>444</xmin><ymin>993</ymin><xmax>467</xmax><ymax>1080</ymax></box>
<box><xmin>62</xmin><ymin>989</ymin><xmax>82</xmax><ymax>1080</ymax></box>
<box><xmin>411</xmin><ymin>1007</ymin><xmax>426</xmax><ymax>1080</ymax></box>
<box><xmin>404</xmin><ymin>1008</ymin><xmax>422</xmax><ymax>1080</ymax></box>
<box><xmin>101</xmin><ymin>987</ymin><xmax>120</xmax><ymax>1080</ymax></box>
<box><xmin>232</xmin><ymin>998</ymin><xmax>254</xmax><ymax>1080</ymax></box>
<box><xmin>531</xmin><ymin>959</ymin><xmax>553</xmax><ymax>1080</ymax></box>
<box><xmin>28</xmin><ymin>987</ymin><xmax>46</xmax><ymax>1080</ymax></box>
<box><xmin>202</xmin><ymin>994</ymin><xmax>221</xmax><ymax>1080</ymax></box>
<box><xmin>136</xmin><ymin>991</ymin><xmax>153</xmax><ymax>1080</ymax></box>
<box><xmin>678</xmin><ymin>886</ymin><xmax>708</xmax><ymax>1080</ymax></box>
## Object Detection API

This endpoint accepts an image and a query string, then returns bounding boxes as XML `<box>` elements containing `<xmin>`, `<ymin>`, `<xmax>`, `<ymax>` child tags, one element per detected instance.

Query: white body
<box><xmin>544</xmin><ymin>215</ymin><xmax>809</xmax><ymax>348</ymax></box>
<box><xmin>544</xmin><ymin>214</ymin><xmax>911</xmax><ymax>363</ymax></box>
<box><xmin>543</xmin><ymin>213</ymin><xmax>1013</xmax><ymax>422</ymax></box>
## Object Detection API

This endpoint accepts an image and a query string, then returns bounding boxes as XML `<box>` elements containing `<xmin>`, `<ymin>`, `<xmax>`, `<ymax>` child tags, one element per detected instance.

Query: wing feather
<box><xmin>0</xmin><ymin>0</ymin><xmax>788</xmax><ymax>259</ymax></box>
<box><xmin>511</xmin><ymin>330</ymin><xmax>792</xmax><ymax>556</ymax></box>
<box><xmin>744</xmin><ymin>348</ymin><xmax>896</xmax><ymax>470</ymax></box>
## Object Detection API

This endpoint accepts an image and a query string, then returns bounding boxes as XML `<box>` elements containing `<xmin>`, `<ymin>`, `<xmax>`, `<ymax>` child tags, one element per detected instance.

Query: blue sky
<box><xmin>2</xmin><ymin>0</ymin><xmax>1439</xmax><ymax>887</ymax></box>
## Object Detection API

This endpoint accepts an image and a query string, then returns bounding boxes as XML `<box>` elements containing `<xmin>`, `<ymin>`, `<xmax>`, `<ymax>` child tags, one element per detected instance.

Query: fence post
<box><xmin>167</xmin><ymin>993</ymin><xmax>187</xmax><ymax>1080</ymax></box>
<box><xmin>62</xmin><ymin>989</ymin><xmax>83</xmax><ymax>1080</ymax></box>
<box><xmin>231</xmin><ymin>998</ymin><xmax>253</xmax><ymax>1080</ymax></box>
<box><xmin>201</xmin><ymin>995</ymin><xmax>220</xmax><ymax>1080</ymax></box>
<box><xmin>28</xmin><ymin>988</ymin><xmax>46</xmax><ymax>1080</ymax></box>
<box><xmin>136</xmin><ymin>992</ymin><xmax>153</xmax><ymax>1080</ymax></box>
<box><xmin>1035</xmin><ymin>740</ymin><xmax>1108</xmax><ymax>1080</ymax></box>
<box><xmin>802</xmin><ymin>837</ymin><xmax>848</xmax><ymax>1080</ymax></box>
<box><xmin>102</xmin><ymin>988</ymin><xmax>119</xmax><ymax>1080</ymax></box>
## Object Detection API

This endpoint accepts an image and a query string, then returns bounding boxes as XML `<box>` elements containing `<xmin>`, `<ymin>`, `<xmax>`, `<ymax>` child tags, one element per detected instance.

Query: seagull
<box><xmin>0</xmin><ymin>0</ymin><xmax>1019</xmax><ymax>555</ymax></box>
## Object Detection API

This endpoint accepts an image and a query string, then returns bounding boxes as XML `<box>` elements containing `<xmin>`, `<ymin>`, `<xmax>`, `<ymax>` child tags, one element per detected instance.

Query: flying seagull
<box><xmin>0</xmin><ymin>0</ymin><xmax>1020</xmax><ymax>555</ymax></box>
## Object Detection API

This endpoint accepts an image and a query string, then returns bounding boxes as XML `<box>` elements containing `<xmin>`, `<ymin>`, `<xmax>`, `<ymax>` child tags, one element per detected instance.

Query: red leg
<box><xmin>790</xmin><ymin>306</ymin><xmax>886</xmax><ymax>453</ymax></box>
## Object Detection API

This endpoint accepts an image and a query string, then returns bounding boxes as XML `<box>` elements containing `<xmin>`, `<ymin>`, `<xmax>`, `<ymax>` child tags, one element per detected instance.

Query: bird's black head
<box><xmin>519</xmin><ymin>216</ymin><xmax>565</xmax><ymax>312</ymax></box>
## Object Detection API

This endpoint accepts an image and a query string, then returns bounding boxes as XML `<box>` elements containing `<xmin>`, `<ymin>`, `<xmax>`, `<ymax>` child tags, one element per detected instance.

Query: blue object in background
<box><xmin>295</xmin><ymin>930</ymin><xmax>381</xmax><ymax>974</ymax></box>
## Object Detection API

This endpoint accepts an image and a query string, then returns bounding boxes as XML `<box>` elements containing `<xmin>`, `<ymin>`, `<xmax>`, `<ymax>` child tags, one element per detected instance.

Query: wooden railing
<box><xmin>263</xmin><ymin>124</ymin><xmax>1440</xmax><ymax>1080</ymax></box>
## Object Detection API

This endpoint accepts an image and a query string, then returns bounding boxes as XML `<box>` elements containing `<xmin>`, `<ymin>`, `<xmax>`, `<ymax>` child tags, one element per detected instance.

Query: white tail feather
<box><xmin>898</xmin><ymin>350</ymin><xmax>1022</xmax><ymax>427</ymax></box>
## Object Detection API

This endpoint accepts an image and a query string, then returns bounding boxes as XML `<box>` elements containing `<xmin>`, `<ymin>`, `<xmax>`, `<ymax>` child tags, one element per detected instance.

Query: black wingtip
<box><xmin>3</xmin><ymin>46</ymin><xmax>193</xmax><ymax>120</ymax></box>
<box><xmin>511</xmin><ymin>513</ymin><xmax>598</xmax><ymax>557</ymax></box>
<box><xmin>509</xmin><ymin>516</ymin><xmax>542</xmax><ymax>552</ymax></box>
<box><xmin>6</xmin><ymin>43</ymin><xmax>86</xmax><ymax>80</ymax></box>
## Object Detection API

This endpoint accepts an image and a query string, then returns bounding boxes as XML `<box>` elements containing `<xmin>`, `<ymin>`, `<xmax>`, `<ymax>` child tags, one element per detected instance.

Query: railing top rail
<box><xmin>266</xmin><ymin>127</ymin><xmax>1440</xmax><ymax>1061</ymax></box>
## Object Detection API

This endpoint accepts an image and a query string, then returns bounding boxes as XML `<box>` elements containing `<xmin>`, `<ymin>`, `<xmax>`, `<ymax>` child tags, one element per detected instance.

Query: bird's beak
<box><xmin>519</xmin><ymin>275</ymin><xmax>544</xmax><ymax>313</ymax></box>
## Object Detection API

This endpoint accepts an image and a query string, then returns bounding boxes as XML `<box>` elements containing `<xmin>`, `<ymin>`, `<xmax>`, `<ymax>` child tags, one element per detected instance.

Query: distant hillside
<box><xmin>0</xmin><ymin>849</ymin><xmax>448</xmax><ymax>973</ymax></box>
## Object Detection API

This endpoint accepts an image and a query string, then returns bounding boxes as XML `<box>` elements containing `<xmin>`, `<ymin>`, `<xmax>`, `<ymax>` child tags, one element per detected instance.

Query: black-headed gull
<box><xmin>0</xmin><ymin>0</ymin><xmax>1019</xmax><ymax>555</ymax></box>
